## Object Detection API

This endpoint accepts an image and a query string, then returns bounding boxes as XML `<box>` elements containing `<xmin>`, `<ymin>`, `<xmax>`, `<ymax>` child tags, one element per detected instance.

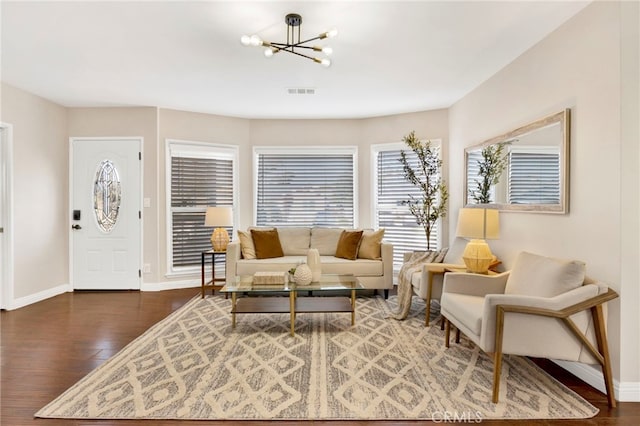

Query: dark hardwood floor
<box><xmin>1</xmin><ymin>287</ymin><xmax>638</xmax><ymax>425</ymax></box>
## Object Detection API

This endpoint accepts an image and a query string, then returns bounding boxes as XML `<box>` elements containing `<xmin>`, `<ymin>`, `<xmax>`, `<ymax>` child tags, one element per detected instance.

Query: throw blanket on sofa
<box><xmin>392</xmin><ymin>248</ymin><xmax>448</xmax><ymax>320</ymax></box>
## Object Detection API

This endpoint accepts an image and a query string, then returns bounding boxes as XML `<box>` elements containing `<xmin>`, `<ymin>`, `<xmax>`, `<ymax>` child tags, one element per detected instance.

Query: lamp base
<box><xmin>211</xmin><ymin>228</ymin><xmax>230</xmax><ymax>252</ymax></box>
<box><xmin>462</xmin><ymin>239</ymin><xmax>494</xmax><ymax>274</ymax></box>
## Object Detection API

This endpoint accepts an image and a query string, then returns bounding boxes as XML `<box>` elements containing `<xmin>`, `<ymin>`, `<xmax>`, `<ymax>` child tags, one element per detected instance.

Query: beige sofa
<box><xmin>225</xmin><ymin>227</ymin><xmax>394</xmax><ymax>298</ymax></box>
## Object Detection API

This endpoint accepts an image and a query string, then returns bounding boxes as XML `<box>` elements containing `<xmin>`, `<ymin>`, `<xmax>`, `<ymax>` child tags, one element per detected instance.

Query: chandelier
<box><xmin>240</xmin><ymin>13</ymin><xmax>337</xmax><ymax>67</ymax></box>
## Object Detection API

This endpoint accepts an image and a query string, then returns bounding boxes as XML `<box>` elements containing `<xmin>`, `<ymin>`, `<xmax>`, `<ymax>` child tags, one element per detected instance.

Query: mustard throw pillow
<box><xmin>251</xmin><ymin>229</ymin><xmax>284</xmax><ymax>259</ymax></box>
<box><xmin>335</xmin><ymin>230</ymin><xmax>363</xmax><ymax>260</ymax></box>
<box><xmin>358</xmin><ymin>228</ymin><xmax>385</xmax><ymax>259</ymax></box>
<box><xmin>237</xmin><ymin>230</ymin><xmax>256</xmax><ymax>259</ymax></box>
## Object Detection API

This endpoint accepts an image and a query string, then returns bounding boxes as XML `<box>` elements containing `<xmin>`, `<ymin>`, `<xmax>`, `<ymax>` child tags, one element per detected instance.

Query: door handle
<box><xmin>72</xmin><ymin>224</ymin><xmax>82</xmax><ymax>230</ymax></box>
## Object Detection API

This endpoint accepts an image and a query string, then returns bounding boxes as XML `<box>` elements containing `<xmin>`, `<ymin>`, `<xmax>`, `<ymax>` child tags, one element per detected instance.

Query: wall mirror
<box><xmin>464</xmin><ymin>108</ymin><xmax>570</xmax><ymax>213</ymax></box>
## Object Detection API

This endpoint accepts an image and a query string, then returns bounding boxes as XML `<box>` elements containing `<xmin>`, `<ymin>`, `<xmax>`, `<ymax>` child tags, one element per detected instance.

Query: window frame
<box><xmin>165</xmin><ymin>139</ymin><xmax>238</xmax><ymax>277</ymax></box>
<box><xmin>252</xmin><ymin>145</ymin><xmax>359</xmax><ymax>228</ymax></box>
<box><xmin>371</xmin><ymin>140</ymin><xmax>444</xmax><ymax>271</ymax></box>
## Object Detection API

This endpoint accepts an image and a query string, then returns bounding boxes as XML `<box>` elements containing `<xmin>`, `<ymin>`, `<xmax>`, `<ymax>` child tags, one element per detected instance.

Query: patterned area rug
<box><xmin>36</xmin><ymin>294</ymin><xmax>598</xmax><ymax>420</ymax></box>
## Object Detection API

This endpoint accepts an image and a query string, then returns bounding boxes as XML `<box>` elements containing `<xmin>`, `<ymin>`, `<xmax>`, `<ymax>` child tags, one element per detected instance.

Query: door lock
<box><xmin>71</xmin><ymin>224</ymin><xmax>82</xmax><ymax>230</ymax></box>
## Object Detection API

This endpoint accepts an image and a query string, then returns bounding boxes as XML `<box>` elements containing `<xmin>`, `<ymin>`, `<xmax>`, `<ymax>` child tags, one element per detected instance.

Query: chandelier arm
<box><xmin>280</xmin><ymin>48</ymin><xmax>317</xmax><ymax>62</ymax></box>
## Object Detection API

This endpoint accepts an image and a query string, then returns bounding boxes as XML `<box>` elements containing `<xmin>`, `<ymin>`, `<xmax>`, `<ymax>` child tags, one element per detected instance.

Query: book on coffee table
<box><xmin>252</xmin><ymin>271</ymin><xmax>288</xmax><ymax>285</ymax></box>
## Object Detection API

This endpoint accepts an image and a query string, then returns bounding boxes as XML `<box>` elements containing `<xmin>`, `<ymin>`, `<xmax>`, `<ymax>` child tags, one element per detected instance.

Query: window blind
<box><xmin>508</xmin><ymin>151</ymin><xmax>560</xmax><ymax>204</ymax></box>
<box><xmin>256</xmin><ymin>152</ymin><xmax>355</xmax><ymax>227</ymax></box>
<box><xmin>465</xmin><ymin>150</ymin><xmax>483</xmax><ymax>204</ymax></box>
<box><xmin>170</xmin><ymin>155</ymin><xmax>233</xmax><ymax>268</ymax></box>
<box><xmin>376</xmin><ymin>149</ymin><xmax>437</xmax><ymax>266</ymax></box>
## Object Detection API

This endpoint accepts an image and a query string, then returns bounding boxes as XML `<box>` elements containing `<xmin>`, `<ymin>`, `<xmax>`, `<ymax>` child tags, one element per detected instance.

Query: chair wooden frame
<box><xmin>444</xmin><ymin>287</ymin><xmax>619</xmax><ymax>407</ymax></box>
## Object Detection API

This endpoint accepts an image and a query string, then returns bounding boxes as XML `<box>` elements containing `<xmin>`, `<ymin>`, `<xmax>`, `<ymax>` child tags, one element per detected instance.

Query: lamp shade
<box><xmin>204</xmin><ymin>207</ymin><xmax>233</xmax><ymax>227</ymax></box>
<box><xmin>455</xmin><ymin>208</ymin><xmax>499</xmax><ymax>240</ymax></box>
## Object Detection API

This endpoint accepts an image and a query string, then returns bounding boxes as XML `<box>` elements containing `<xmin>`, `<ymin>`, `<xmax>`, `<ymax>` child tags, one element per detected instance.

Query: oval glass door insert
<box><xmin>94</xmin><ymin>160</ymin><xmax>122</xmax><ymax>233</ymax></box>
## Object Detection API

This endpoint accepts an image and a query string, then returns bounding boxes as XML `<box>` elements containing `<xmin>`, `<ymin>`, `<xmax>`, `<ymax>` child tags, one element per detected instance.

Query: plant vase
<box><xmin>293</xmin><ymin>264</ymin><xmax>312</xmax><ymax>286</ymax></box>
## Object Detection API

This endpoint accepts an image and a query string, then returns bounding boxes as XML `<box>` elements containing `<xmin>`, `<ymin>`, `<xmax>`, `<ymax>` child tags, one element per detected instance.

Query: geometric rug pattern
<box><xmin>36</xmin><ymin>294</ymin><xmax>598</xmax><ymax>420</ymax></box>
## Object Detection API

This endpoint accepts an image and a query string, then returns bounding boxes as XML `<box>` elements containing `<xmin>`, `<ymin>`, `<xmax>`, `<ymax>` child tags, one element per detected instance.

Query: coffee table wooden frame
<box><xmin>220</xmin><ymin>274</ymin><xmax>364</xmax><ymax>336</ymax></box>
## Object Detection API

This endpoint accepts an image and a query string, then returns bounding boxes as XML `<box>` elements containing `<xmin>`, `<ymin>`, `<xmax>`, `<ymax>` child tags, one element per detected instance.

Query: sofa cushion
<box><xmin>441</xmin><ymin>293</ymin><xmax>485</xmax><ymax>336</ymax></box>
<box><xmin>319</xmin><ymin>256</ymin><xmax>383</xmax><ymax>276</ymax></box>
<box><xmin>237</xmin><ymin>230</ymin><xmax>256</xmax><ymax>259</ymax></box>
<box><xmin>251</xmin><ymin>229</ymin><xmax>284</xmax><ymax>259</ymax></box>
<box><xmin>335</xmin><ymin>230</ymin><xmax>364</xmax><ymax>260</ymax></box>
<box><xmin>358</xmin><ymin>228</ymin><xmax>384</xmax><ymax>260</ymax></box>
<box><xmin>505</xmin><ymin>251</ymin><xmax>586</xmax><ymax>298</ymax></box>
<box><xmin>310</xmin><ymin>227</ymin><xmax>343</xmax><ymax>255</ymax></box>
<box><xmin>277</xmin><ymin>227</ymin><xmax>311</xmax><ymax>256</ymax></box>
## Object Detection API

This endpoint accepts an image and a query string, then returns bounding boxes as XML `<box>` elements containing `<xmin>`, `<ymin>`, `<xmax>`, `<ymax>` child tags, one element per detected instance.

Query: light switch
<box><xmin>143</xmin><ymin>198</ymin><xmax>151</xmax><ymax>208</ymax></box>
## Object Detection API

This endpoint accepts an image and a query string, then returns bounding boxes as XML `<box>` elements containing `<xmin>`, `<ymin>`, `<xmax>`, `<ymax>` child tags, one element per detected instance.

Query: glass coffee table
<box><xmin>220</xmin><ymin>274</ymin><xmax>364</xmax><ymax>336</ymax></box>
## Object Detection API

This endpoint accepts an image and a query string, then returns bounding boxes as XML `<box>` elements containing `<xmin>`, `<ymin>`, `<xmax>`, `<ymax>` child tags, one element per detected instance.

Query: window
<box><xmin>167</xmin><ymin>140</ymin><xmax>237</xmax><ymax>274</ymax></box>
<box><xmin>372</xmin><ymin>142</ymin><xmax>442</xmax><ymax>267</ymax></box>
<box><xmin>254</xmin><ymin>146</ymin><xmax>357</xmax><ymax>227</ymax></box>
<box><xmin>508</xmin><ymin>146</ymin><xmax>560</xmax><ymax>204</ymax></box>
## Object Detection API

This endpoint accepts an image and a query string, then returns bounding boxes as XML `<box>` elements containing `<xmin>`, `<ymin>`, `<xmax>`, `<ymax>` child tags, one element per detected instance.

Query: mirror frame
<box><xmin>464</xmin><ymin>108</ymin><xmax>571</xmax><ymax>213</ymax></box>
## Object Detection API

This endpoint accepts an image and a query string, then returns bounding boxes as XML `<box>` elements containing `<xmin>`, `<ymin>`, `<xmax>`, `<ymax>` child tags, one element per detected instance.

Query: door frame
<box><xmin>68</xmin><ymin>136</ymin><xmax>144</xmax><ymax>289</ymax></box>
<box><xmin>0</xmin><ymin>123</ymin><xmax>14</xmax><ymax>309</ymax></box>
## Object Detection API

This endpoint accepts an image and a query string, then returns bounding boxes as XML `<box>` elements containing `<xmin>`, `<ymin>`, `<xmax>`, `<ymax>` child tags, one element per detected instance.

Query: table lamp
<box><xmin>455</xmin><ymin>208</ymin><xmax>499</xmax><ymax>274</ymax></box>
<box><xmin>204</xmin><ymin>206</ymin><xmax>233</xmax><ymax>251</ymax></box>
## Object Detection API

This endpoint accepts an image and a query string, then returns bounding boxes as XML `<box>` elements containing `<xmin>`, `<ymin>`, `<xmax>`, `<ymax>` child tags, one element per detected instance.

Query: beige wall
<box><xmin>67</xmin><ymin>107</ymin><xmax>159</xmax><ymax>281</ymax></box>
<box><xmin>449</xmin><ymin>1</ymin><xmax>638</xmax><ymax>390</ymax></box>
<box><xmin>0</xmin><ymin>83</ymin><xmax>68</xmax><ymax>300</ymax></box>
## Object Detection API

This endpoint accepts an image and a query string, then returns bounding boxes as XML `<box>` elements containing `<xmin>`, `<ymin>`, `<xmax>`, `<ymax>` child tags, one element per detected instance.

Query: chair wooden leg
<box><xmin>444</xmin><ymin>318</ymin><xmax>450</xmax><ymax>348</ymax></box>
<box><xmin>455</xmin><ymin>328</ymin><xmax>460</xmax><ymax>343</ymax></box>
<box><xmin>492</xmin><ymin>306</ymin><xmax>506</xmax><ymax>403</ymax></box>
<box><xmin>492</xmin><ymin>351</ymin><xmax>503</xmax><ymax>403</ymax></box>
<box><xmin>592</xmin><ymin>304</ymin><xmax>617</xmax><ymax>408</ymax></box>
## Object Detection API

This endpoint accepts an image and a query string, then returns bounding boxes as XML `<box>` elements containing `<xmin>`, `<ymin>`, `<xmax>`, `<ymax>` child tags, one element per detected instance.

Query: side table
<box><xmin>201</xmin><ymin>250</ymin><xmax>226</xmax><ymax>298</ymax></box>
<box><xmin>424</xmin><ymin>264</ymin><xmax>499</xmax><ymax>326</ymax></box>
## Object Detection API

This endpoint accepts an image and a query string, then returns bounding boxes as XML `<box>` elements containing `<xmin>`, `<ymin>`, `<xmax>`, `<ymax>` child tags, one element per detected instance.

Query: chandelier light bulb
<box><xmin>249</xmin><ymin>35</ymin><xmax>262</xmax><ymax>46</ymax></box>
<box><xmin>320</xmin><ymin>58</ymin><xmax>331</xmax><ymax>67</ymax></box>
<box><xmin>322</xmin><ymin>46</ymin><xmax>333</xmax><ymax>55</ymax></box>
<box><xmin>327</xmin><ymin>28</ymin><xmax>338</xmax><ymax>38</ymax></box>
<box><xmin>240</xmin><ymin>35</ymin><xmax>251</xmax><ymax>46</ymax></box>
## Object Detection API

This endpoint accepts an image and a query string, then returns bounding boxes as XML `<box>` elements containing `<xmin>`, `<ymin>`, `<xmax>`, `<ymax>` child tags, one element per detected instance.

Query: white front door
<box><xmin>71</xmin><ymin>138</ymin><xmax>142</xmax><ymax>290</ymax></box>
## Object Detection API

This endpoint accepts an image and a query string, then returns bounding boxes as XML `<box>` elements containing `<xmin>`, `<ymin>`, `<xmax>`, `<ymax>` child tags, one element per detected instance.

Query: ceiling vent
<box><xmin>287</xmin><ymin>88</ymin><xmax>315</xmax><ymax>95</ymax></box>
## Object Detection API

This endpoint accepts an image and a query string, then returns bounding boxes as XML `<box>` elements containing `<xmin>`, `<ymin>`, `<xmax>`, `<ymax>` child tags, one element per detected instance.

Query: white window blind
<box><xmin>508</xmin><ymin>148</ymin><xmax>560</xmax><ymax>204</ymax></box>
<box><xmin>255</xmin><ymin>148</ymin><xmax>356</xmax><ymax>227</ymax></box>
<box><xmin>374</xmin><ymin>146</ymin><xmax>439</xmax><ymax>267</ymax></box>
<box><xmin>465</xmin><ymin>150</ymin><xmax>484</xmax><ymax>204</ymax></box>
<box><xmin>168</xmin><ymin>141</ymin><xmax>236</xmax><ymax>271</ymax></box>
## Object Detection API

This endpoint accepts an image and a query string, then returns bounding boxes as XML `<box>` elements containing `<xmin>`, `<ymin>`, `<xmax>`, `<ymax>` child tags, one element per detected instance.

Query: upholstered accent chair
<box><xmin>440</xmin><ymin>251</ymin><xmax>618</xmax><ymax>407</ymax></box>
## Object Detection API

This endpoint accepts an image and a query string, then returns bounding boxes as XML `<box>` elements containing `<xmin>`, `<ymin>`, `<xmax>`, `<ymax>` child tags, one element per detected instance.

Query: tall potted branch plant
<box><xmin>399</xmin><ymin>131</ymin><xmax>448</xmax><ymax>251</ymax></box>
<box><xmin>469</xmin><ymin>141</ymin><xmax>510</xmax><ymax>204</ymax></box>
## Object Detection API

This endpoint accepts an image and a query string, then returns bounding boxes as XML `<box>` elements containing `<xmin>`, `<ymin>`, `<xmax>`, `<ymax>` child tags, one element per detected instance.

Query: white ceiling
<box><xmin>1</xmin><ymin>1</ymin><xmax>590</xmax><ymax>119</ymax></box>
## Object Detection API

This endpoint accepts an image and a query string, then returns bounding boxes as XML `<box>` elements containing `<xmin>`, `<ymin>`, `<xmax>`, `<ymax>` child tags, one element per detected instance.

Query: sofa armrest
<box><xmin>225</xmin><ymin>241</ymin><xmax>241</xmax><ymax>283</ymax></box>
<box><xmin>442</xmin><ymin>271</ymin><xmax>510</xmax><ymax>297</ymax></box>
<box><xmin>381</xmin><ymin>242</ymin><xmax>394</xmax><ymax>288</ymax></box>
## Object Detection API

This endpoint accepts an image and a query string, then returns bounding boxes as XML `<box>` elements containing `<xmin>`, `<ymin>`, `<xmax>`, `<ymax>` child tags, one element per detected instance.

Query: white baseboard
<box><xmin>141</xmin><ymin>279</ymin><xmax>200</xmax><ymax>292</ymax></box>
<box><xmin>7</xmin><ymin>283</ymin><xmax>72</xmax><ymax>310</ymax></box>
<box><xmin>553</xmin><ymin>359</ymin><xmax>640</xmax><ymax>402</ymax></box>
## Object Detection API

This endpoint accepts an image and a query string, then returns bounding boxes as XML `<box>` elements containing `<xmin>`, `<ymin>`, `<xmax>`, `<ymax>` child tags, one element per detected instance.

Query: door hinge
<box><xmin>139</xmin><ymin>210</ymin><xmax>141</xmax><ymax>219</ymax></box>
<box><xmin>138</xmin><ymin>152</ymin><xmax>141</xmax><ymax>160</ymax></box>
<box><xmin>139</xmin><ymin>269</ymin><xmax>142</xmax><ymax>278</ymax></box>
